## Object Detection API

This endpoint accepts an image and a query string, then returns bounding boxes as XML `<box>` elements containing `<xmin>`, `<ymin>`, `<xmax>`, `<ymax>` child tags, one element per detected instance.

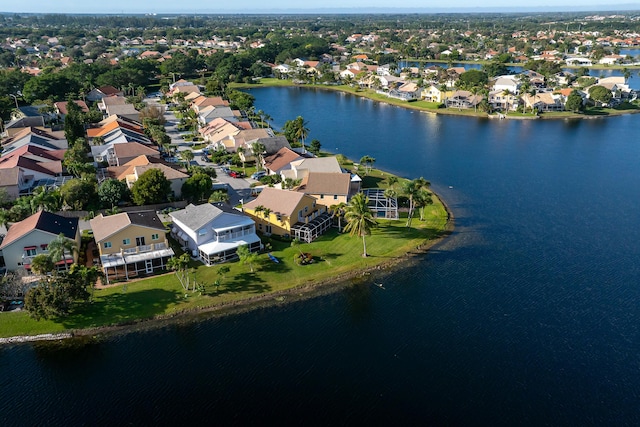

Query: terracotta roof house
<box><xmin>86</xmin><ymin>85</ymin><xmax>123</xmax><ymax>102</ymax></box>
<box><xmin>243</xmin><ymin>187</ymin><xmax>331</xmax><ymax>243</ymax></box>
<box><xmin>170</xmin><ymin>203</ymin><xmax>261</xmax><ymax>265</ymax></box>
<box><xmin>263</xmin><ymin>147</ymin><xmax>305</xmax><ymax>176</ymax></box>
<box><xmin>54</xmin><ymin>100</ymin><xmax>90</xmax><ymax>116</ymax></box>
<box><xmin>200</xmin><ymin>118</ymin><xmax>242</xmax><ymax>146</ymax></box>
<box><xmin>90</xmin><ymin>211</ymin><xmax>174</xmax><ymax>283</ymax></box>
<box><xmin>0</xmin><ymin>210</ymin><xmax>80</xmax><ymax>272</ymax></box>
<box><xmin>445</xmin><ymin>90</ymin><xmax>483</xmax><ymax>109</ymax></box>
<box><xmin>297</xmin><ymin>172</ymin><xmax>352</xmax><ymax>207</ymax></box>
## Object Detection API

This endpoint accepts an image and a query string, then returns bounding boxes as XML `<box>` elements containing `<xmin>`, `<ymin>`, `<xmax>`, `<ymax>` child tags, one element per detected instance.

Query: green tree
<box><xmin>359</xmin><ymin>155</ymin><xmax>376</xmax><ymax>175</ymax></box>
<box><xmin>30</xmin><ymin>254</ymin><xmax>54</xmax><ymax>275</ymax></box>
<box><xmin>343</xmin><ymin>193</ymin><xmax>377</xmax><ymax>257</ymax></box>
<box><xmin>63</xmin><ymin>98</ymin><xmax>86</xmax><ymax>143</ymax></box>
<box><xmin>236</xmin><ymin>244</ymin><xmax>258</xmax><ymax>273</ymax></box>
<box><xmin>209</xmin><ymin>190</ymin><xmax>230</xmax><ymax>203</ymax></box>
<box><xmin>60</xmin><ymin>178</ymin><xmax>97</xmax><ymax>210</ymax></box>
<box><xmin>181</xmin><ymin>172</ymin><xmax>212</xmax><ymax>202</ymax></box>
<box><xmin>309</xmin><ymin>139</ymin><xmax>322</xmax><ymax>155</ymax></box>
<box><xmin>131</xmin><ymin>168</ymin><xmax>172</xmax><ymax>205</ymax></box>
<box><xmin>48</xmin><ymin>233</ymin><xmax>79</xmax><ymax>272</ymax></box>
<box><xmin>98</xmin><ymin>178</ymin><xmax>131</xmax><ymax>208</ymax></box>
<box><xmin>329</xmin><ymin>202</ymin><xmax>347</xmax><ymax>232</ymax></box>
<box><xmin>565</xmin><ymin>90</ymin><xmax>584</xmax><ymax>113</ymax></box>
<box><xmin>180</xmin><ymin>149</ymin><xmax>194</xmax><ymax>165</ymax></box>
<box><xmin>403</xmin><ymin>177</ymin><xmax>430</xmax><ymax>228</ymax></box>
<box><xmin>588</xmin><ymin>85</ymin><xmax>612</xmax><ymax>106</ymax></box>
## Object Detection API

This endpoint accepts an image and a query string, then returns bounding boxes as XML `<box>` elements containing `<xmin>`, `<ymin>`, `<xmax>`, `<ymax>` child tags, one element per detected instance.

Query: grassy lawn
<box><xmin>0</xmin><ymin>192</ymin><xmax>449</xmax><ymax>338</ymax></box>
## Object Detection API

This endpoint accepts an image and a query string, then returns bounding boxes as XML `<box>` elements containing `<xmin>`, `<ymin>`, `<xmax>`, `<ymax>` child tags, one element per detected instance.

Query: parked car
<box><xmin>251</xmin><ymin>171</ymin><xmax>267</xmax><ymax>180</ymax></box>
<box><xmin>221</xmin><ymin>167</ymin><xmax>231</xmax><ymax>174</ymax></box>
<box><xmin>229</xmin><ymin>171</ymin><xmax>244</xmax><ymax>178</ymax></box>
<box><xmin>201</xmin><ymin>155</ymin><xmax>211</xmax><ymax>162</ymax></box>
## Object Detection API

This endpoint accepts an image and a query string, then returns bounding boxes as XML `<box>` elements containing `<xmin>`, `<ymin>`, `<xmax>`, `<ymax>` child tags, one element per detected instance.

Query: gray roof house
<box><xmin>170</xmin><ymin>203</ymin><xmax>261</xmax><ymax>266</ymax></box>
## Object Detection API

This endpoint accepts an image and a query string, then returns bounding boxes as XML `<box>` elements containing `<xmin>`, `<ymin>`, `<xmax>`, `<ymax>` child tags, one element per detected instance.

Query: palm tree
<box><xmin>47</xmin><ymin>233</ymin><xmax>79</xmax><ymax>271</ymax></box>
<box><xmin>501</xmin><ymin>88</ymin><xmax>513</xmax><ymax>114</ymax></box>
<box><xmin>292</xmin><ymin>116</ymin><xmax>309</xmax><ymax>153</ymax></box>
<box><xmin>403</xmin><ymin>177</ymin><xmax>430</xmax><ymax>228</ymax></box>
<box><xmin>237</xmin><ymin>146</ymin><xmax>246</xmax><ymax>174</ymax></box>
<box><xmin>262</xmin><ymin>207</ymin><xmax>272</xmax><ymax>220</ymax></box>
<box><xmin>329</xmin><ymin>202</ymin><xmax>347</xmax><ymax>232</ymax></box>
<box><xmin>343</xmin><ymin>193</ymin><xmax>377</xmax><ymax>257</ymax></box>
<box><xmin>251</xmin><ymin>142</ymin><xmax>266</xmax><ymax>171</ymax></box>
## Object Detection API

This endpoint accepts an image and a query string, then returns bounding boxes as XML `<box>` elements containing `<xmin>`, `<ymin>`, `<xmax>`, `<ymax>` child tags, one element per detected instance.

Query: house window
<box><xmin>276</xmin><ymin>214</ymin><xmax>282</xmax><ymax>221</ymax></box>
<box><xmin>123</xmin><ymin>238</ymin><xmax>131</xmax><ymax>245</ymax></box>
<box><xmin>320</xmin><ymin>194</ymin><xmax>324</xmax><ymax>199</ymax></box>
<box><xmin>136</xmin><ymin>236</ymin><xmax>146</xmax><ymax>246</ymax></box>
<box><xmin>265</xmin><ymin>225</ymin><xmax>272</xmax><ymax>234</ymax></box>
<box><xmin>104</xmin><ymin>242</ymin><xmax>112</xmax><ymax>249</ymax></box>
<box><xmin>198</xmin><ymin>229</ymin><xmax>207</xmax><ymax>236</ymax></box>
<box><xmin>258</xmin><ymin>223</ymin><xmax>262</xmax><ymax>230</ymax></box>
<box><xmin>334</xmin><ymin>195</ymin><xmax>338</xmax><ymax>200</ymax></box>
<box><xmin>152</xmin><ymin>234</ymin><xmax>159</xmax><ymax>240</ymax></box>
<box><xmin>25</xmin><ymin>248</ymin><xmax>37</xmax><ymax>257</ymax></box>
<box><xmin>304</xmin><ymin>207</ymin><xmax>308</xmax><ymax>213</ymax></box>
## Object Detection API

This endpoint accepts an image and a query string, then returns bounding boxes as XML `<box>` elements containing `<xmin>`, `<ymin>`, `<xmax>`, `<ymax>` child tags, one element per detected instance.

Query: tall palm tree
<box><xmin>237</xmin><ymin>146</ymin><xmax>246</xmax><ymax>174</ymax></box>
<box><xmin>47</xmin><ymin>233</ymin><xmax>78</xmax><ymax>272</ymax></box>
<box><xmin>501</xmin><ymin>88</ymin><xmax>513</xmax><ymax>114</ymax></box>
<box><xmin>344</xmin><ymin>193</ymin><xmax>377</xmax><ymax>257</ymax></box>
<box><xmin>403</xmin><ymin>177</ymin><xmax>430</xmax><ymax>228</ymax></box>
<box><xmin>292</xmin><ymin>116</ymin><xmax>309</xmax><ymax>153</ymax></box>
<box><xmin>251</xmin><ymin>142</ymin><xmax>266</xmax><ymax>171</ymax></box>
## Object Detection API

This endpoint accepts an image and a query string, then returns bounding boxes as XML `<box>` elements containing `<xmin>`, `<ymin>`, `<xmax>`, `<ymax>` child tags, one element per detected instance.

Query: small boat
<box><xmin>374</xmin><ymin>283</ymin><xmax>385</xmax><ymax>290</ymax></box>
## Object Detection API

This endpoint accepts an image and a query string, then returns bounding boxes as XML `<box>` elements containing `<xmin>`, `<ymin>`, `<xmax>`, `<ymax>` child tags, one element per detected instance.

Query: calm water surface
<box><xmin>2</xmin><ymin>87</ymin><xmax>640</xmax><ymax>425</ymax></box>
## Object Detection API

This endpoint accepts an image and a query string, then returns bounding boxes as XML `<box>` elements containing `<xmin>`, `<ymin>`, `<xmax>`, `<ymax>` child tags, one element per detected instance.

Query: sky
<box><xmin>1</xmin><ymin>1</ymin><xmax>638</xmax><ymax>14</ymax></box>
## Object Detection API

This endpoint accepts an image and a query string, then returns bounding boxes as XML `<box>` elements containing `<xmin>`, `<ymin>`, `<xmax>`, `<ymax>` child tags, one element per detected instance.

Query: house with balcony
<box><xmin>169</xmin><ymin>203</ymin><xmax>261</xmax><ymax>266</ymax></box>
<box><xmin>89</xmin><ymin>211</ymin><xmax>174</xmax><ymax>284</ymax></box>
<box><xmin>0</xmin><ymin>210</ymin><xmax>80</xmax><ymax>272</ymax></box>
<box><xmin>243</xmin><ymin>188</ymin><xmax>332</xmax><ymax>243</ymax></box>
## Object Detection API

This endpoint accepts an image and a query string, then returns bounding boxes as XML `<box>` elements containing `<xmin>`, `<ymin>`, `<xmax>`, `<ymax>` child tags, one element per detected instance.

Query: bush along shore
<box><xmin>0</xmin><ymin>169</ymin><xmax>452</xmax><ymax>342</ymax></box>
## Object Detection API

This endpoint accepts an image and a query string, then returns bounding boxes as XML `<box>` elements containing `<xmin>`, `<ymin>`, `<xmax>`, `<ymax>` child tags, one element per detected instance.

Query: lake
<box><xmin>2</xmin><ymin>87</ymin><xmax>640</xmax><ymax>425</ymax></box>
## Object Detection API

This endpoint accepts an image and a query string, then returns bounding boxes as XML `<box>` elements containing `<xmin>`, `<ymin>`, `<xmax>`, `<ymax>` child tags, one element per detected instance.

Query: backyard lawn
<box><xmin>0</xmin><ymin>194</ymin><xmax>449</xmax><ymax>338</ymax></box>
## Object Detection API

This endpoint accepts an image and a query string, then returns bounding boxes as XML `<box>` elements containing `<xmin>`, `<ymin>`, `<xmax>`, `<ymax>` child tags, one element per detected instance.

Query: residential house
<box><xmin>86</xmin><ymin>85</ymin><xmax>123</xmax><ymax>102</ymax></box>
<box><xmin>239</xmin><ymin>136</ymin><xmax>291</xmax><ymax>163</ymax></box>
<box><xmin>99</xmin><ymin>96</ymin><xmax>140</xmax><ymax>122</ymax></box>
<box><xmin>123</xmin><ymin>163</ymin><xmax>188</xmax><ymax>198</ymax></box>
<box><xmin>389</xmin><ymin>82</ymin><xmax>421</xmax><ymax>101</ymax></box>
<box><xmin>0</xmin><ymin>210</ymin><xmax>80</xmax><ymax>272</ymax></box>
<box><xmin>54</xmin><ymin>100</ymin><xmax>90</xmax><ymax>119</ymax></box>
<box><xmin>243</xmin><ymin>187</ymin><xmax>331</xmax><ymax>243</ymax></box>
<box><xmin>169</xmin><ymin>203</ymin><xmax>261</xmax><ymax>265</ymax></box>
<box><xmin>218</xmin><ymin>128</ymin><xmax>273</xmax><ymax>153</ymax></box>
<box><xmin>488</xmin><ymin>89</ymin><xmax>519</xmax><ymax>112</ymax></box>
<box><xmin>520</xmin><ymin>92</ymin><xmax>564</xmax><ymax>112</ymax></box>
<box><xmin>492</xmin><ymin>76</ymin><xmax>521</xmax><ymax>95</ymax></box>
<box><xmin>262</xmin><ymin>147</ymin><xmax>305</xmax><ymax>176</ymax></box>
<box><xmin>445</xmin><ymin>90</ymin><xmax>483</xmax><ymax>109</ymax></box>
<box><xmin>297</xmin><ymin>172</ymin><xmax>352</xmax><ymax>208</ymax></box>
<box><xmin>1</xmin><ymin>127</ymin><xmax>68</xmax><ymax>154</ymax></box>
<box><xmin>90</xmin><ymin>211</ymin><xmax>174</xmax><ymax>283</ymax></box>
<box><xmin>282</xmin><ymin>156</ymin><xmax>342</xmax><ymax>180</ymax></box>
<box><xmin>422</xmin><ymin>85</ymin><xmax>445</xmax><ymax>103</ymax></box>
<box><xmin>94</xmin><ymin>141</ymin><xmax>160</xmax><ymax>167</ymax></box>
<box><xmin>200</xmin><ymin>118</ymin><xmax>243</xmax><ymax>146</ymax></box>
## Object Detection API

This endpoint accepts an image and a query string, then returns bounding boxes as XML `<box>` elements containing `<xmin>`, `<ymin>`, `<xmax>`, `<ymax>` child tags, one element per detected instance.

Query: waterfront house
<box><xmin>297</xmin><ymin>172</ymin><xmax>352</xmax><ymax>208</ymax></box>
<box><xmin>243</xmin><ymin>187</ymin><xmax>331</xmax><ymax>243</ymax></box>
<box><xmin>169</xmin><ymin>203</ymin><xmax>261</xmax><ymax>265</ymax></box>
<box><xmin>90</xmin><ymin>211</ymin><xmax>174</xmax><ymax>283</ymax></box>
<box><xmin>0</xmin><ymin>210</ymin><xmax>80</xmax><ymax>272</ymax></box>
<box><xmin>262</xmin><ymin>147</ymin><xmax>305</xmax><ymax>176</ymax></box>
<box><xmin>445</xmin><ymin>90</ymin><xmax>483</xmax><ymax>109</ymax></box>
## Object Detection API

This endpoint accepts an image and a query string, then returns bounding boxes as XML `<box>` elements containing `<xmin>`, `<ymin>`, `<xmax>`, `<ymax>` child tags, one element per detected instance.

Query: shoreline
<box><xmin>1</xmin><ymin>191</ymin><xmax>455</xmax><ymax>345</ymax></box>
<box><xmin>237</xmin><ymin>81</ymin><xmax>640</xmax><ymax>120</ymax></box>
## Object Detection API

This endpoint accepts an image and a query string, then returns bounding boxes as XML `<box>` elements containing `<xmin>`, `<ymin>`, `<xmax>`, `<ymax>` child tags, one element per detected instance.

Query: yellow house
<box><xmin>243</xmin><ymin>187</ymin><xmax>332</xmax><ymax>243</ymax></box>
<box><xmin>89</xmin><ymin>211</ymin><xmax>174</xmax><ymax>283</ymax></box>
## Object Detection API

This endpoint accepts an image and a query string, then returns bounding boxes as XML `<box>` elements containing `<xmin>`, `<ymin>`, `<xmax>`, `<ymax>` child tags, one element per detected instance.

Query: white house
<box><xmin>170</xmin><ymin>203</ymin><xmax>262</xmax><ymax>266</ymax></box>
